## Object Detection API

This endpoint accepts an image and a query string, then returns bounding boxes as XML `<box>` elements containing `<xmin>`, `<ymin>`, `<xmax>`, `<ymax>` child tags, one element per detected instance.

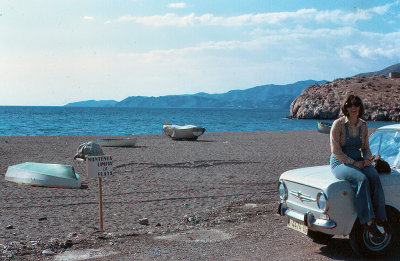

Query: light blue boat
<box><xmin>5</xmin><ymin>162</ymin><xmax>81</xmax><ymax>188</ymax></box>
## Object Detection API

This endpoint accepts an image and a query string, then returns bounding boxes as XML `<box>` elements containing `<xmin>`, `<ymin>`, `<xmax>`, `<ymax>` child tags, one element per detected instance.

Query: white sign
<box><xmin>87</xmin><ymin>156</ymin><xmax>113</xmax><ymax>178</ymax></box>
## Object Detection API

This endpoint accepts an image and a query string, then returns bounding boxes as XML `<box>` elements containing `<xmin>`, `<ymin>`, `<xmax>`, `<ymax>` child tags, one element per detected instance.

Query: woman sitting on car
<box><xmin>330</xmin><ymin>94</ymin><xmax>391</xmax><ymax>236</ymax></box>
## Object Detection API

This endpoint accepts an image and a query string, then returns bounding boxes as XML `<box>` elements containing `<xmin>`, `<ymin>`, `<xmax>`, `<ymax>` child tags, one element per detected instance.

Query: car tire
<box><xmin>349</xmin><ymin>214</ymin><xmax>394</xmax><ymax>257</ymax></box>
<box><xmin>307</xmin><ymin>230</ymin><xmax>333</xmax><ymax>244</ymax></box>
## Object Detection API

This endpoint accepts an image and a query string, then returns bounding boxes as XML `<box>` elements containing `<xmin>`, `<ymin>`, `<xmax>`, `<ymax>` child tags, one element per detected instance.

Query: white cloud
<box><xmin>338</xmin><ymin>31</ymin><xmax>400</xmax><ymax>60</ymax></box>
<box><xmin>113</xmin><ymin>3</ymin><xmax>393</xmax><ymax>27</ymax></box>
<box><xmin>369</xmin><ymin>2</ymin><xmax>395</xmax><ymax>15</ymax></box>
<box><xmin>339</xmin><ymin>43</ymin><xmax>400</xmax><ymax>60</ymax></box>
<box><xmin>118</xmin><ymin>26</ymin><xmax>363</xmax><ymax>61</ymax></box>
<box><xmin>168</xmin><ymin>3</ymin><xmax>186</xmax><ymax>8</ymax></box>
<box><xmin>115</xmin><ymin>10</ymin><xmax>316</xmax><ymax>26</ymax></box>
<box><xmin>251</xmin><ymin>26</ymin><xmax>356</xmax><ymax>41</ymax></box>
<box><xmin>117</xmin><ymin>13</ymin><xmax>195</xmax><ymax>26</ymax></box>
<box><xmin>83</xmin><ymin>16</ymin><xmax>95</xmax><ymax>21</ymax></box>
<box><xmin>315</xmin><ymin>3</ymin><xmax>392</xmax><ymax>24</ymax></box>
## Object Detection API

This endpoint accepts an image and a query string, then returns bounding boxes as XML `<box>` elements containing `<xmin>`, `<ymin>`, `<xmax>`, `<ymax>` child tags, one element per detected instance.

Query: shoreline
<box><xmin>0</xmin><ymin>128</ymin><xmax>315</xmax><ymax>136</ymax></box>
<box><xmin>0</xmin><ymin>123</ymin><xmax>390</xmax><ymax>139</ymax></box>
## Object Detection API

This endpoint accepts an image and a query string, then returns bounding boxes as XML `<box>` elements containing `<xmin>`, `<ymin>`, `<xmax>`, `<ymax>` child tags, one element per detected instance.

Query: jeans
<box><xmin>331</xmin><ymin>164</ymin><xmax>386</xmax><ymax>224</ymax></box>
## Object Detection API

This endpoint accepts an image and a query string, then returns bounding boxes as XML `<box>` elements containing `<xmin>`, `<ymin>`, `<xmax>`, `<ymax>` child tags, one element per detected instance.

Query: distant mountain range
<box><xmin>65</xmin><ymin>80</ymin><xmax>326</xmax><ymax>109</ymax></box>
<box><xmin>355</xmin><ymin>63</ymin><xmax>400</xmax><ymax>77</ymax></box>
<box><xmin>65</xmin><ymin>63</ymin><xmax>400</xmax><ymax>109</ymax></box>
<box><xmin>66</xmin><ymin>100</ymin><xmax>119</xmax><ymax>107</ymax></box>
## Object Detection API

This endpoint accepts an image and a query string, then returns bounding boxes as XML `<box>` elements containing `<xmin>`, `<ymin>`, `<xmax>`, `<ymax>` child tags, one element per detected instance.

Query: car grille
<box><xmin>285</xmin><ymin>180</ymin><xmax>322</xmax><ymax>212</ymax></box>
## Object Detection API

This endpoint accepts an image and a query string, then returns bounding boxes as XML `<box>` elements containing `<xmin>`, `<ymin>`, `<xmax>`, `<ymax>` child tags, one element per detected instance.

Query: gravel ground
<box><xmin>1</xmin><ymin>130</ymin><xmax>399</xmax><ymax>260</ymax></box>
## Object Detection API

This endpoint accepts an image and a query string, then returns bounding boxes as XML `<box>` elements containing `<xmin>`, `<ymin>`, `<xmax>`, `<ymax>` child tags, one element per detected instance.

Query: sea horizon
<box><xmin>0</xmin><ymin>106</ymin><xmax>394</xmax><ymax>137</ymax></box>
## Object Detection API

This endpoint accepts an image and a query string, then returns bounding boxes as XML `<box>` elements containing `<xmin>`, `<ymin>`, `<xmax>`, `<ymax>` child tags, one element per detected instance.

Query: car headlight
<box><xmin>317</xmin><ymin>192</ymin><xmax>329</xmax><ymax>212</ymax></box>
<box><xmin>278</xmin><ymin>181</ymin><xmax>288</xmax><ymax>200</ymax></box>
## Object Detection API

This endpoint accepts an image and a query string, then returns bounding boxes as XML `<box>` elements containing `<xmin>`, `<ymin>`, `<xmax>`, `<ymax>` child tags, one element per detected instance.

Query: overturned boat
<box><xmin>97</xmin><ymin>137</ymin><xmax>137</xmax><ymax>147</ymax></box>
<box><xmin>163</xmin><ymin>124</ymin><xmax>205</xmax><ymax>140</ymax></box>
<box><xmin>5</xmin><ymin>162</ymin><xmax>81</xmax><ymax>188</ymax></box>
<box><xmin>317</xmin><ymin>121</ymin><xmax>332</xmax><ymax>134</ymax></box>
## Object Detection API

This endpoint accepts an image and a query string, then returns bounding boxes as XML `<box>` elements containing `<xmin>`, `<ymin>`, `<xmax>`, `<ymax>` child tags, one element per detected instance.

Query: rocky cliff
<box><xmin>290</xmin><ymin>75</ymin><xmax>400</xmax><ymax>121</ymax></box>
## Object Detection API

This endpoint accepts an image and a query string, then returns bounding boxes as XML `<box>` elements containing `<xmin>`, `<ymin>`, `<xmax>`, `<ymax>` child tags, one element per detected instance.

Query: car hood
<box><xmin>280</xmin><ymin>165</ymin><xmax>341</xmax><ymax>190</ymax></box>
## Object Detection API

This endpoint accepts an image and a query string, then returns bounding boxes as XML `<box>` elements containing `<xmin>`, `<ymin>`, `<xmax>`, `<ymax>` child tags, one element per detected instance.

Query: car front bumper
<box><xmin>278</xmin><ymin>203</ymin><xmax>336</xmax><ymax>229</ymax></box>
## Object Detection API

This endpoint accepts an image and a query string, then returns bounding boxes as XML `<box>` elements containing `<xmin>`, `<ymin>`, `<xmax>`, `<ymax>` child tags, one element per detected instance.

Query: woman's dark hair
<box><xmin>341</xmin><ymin>94</ymin><xmax>364</xmax><ymax>118</ymax></box>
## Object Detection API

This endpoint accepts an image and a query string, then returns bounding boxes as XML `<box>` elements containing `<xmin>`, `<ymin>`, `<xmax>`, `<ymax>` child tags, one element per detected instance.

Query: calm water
<box><xmin>0</xmin><ymin>106</ymin><xmax>394</xmax><ymax>136</ymax></box>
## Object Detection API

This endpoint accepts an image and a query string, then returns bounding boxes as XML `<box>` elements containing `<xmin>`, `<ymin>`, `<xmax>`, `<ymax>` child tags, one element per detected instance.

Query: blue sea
<box><xmin>0</xmin><ymin>106</ymin><xmax>394</xmax><ymax>136</ymax></box>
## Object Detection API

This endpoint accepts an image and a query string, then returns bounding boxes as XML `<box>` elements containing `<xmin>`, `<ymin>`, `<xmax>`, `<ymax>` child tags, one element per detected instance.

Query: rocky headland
<box><xmin>290</xmin><ymin>75</ymin><xmax>400</xmax><ymax>121</ymax></box>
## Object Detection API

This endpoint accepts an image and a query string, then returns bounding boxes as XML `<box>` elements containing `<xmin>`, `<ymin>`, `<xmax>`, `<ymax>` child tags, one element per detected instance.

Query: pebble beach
<box><xmin>3</xmin><ymin>130</ymin><xmax>396</xmax><ymax>260</ymax></box>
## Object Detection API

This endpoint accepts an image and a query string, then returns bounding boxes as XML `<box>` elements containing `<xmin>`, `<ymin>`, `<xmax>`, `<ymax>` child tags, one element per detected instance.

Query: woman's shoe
<box><xmin>365</xmin><ymin>222</ymin><xmax>384</xmax><ymax>238</ymax></box>
<box><xmin>376</xmin><ymin>219</ymin><xmax>392</xmax><ymax>234</ymax></box>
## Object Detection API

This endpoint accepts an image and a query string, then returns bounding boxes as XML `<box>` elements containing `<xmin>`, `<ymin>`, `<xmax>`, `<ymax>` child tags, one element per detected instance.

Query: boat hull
<box><xmin>163</xmin><ymin>124</ymin><xmax>205</xmax><ymax>140</ymax></box>
<box><xmin>5</xmin><ymin>162</ymin><xmax>81</xmax><ymax>188</ymax></box>
<box><xmin>97</xmin><ymin>137</ymin><xmax>137</xmax><ymax>147</ymax></box>
<box><xmin>317</xmin><ymin>121</ymin><xmax>331</xmax><ymax>134</ymax></box>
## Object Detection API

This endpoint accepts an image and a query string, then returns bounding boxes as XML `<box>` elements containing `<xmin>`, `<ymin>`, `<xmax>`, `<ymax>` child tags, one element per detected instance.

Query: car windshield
<box><xmin>369</xmin><ymin>129</ymin><xmax>400</xmax><ymax>168</ymax></box>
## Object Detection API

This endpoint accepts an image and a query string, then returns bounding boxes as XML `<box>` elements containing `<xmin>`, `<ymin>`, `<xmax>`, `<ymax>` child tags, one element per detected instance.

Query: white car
<box><xmin>278</xmin><ymin>124</ymin><xmax>400</xmax><ymax>257</ymax></box>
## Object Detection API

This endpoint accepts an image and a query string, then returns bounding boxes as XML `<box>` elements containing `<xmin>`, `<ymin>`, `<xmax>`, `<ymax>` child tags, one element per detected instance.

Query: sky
<box><xmin>1</xmin><ymin>0</ymin><xmax>400</xmax><ymax>106</ymax></box>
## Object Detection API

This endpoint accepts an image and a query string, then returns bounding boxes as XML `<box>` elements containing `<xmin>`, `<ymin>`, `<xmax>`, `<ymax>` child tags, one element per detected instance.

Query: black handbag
<box><xmin>373</xmin><ymin>156</ymin><xmax>391</xmax><ymax>174</ymax></box>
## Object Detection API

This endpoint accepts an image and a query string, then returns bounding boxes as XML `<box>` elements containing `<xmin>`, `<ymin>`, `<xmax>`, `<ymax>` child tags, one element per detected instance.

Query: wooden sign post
<box><xmin>86</xmin><ymin>155</ymin><xmax>113</xmax><ymax>231</ymax></box>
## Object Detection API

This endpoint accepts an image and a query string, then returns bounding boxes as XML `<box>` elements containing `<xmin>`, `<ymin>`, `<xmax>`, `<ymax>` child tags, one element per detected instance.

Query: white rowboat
<box><xmin>163</xmin><ymin>124</ymin><xmax>205</xmax><ymax>140</ymax></box>
<box><xmin>317</xmin><ymin>121</ymin><xmax>332</xmax><ymax>134</ymax></box>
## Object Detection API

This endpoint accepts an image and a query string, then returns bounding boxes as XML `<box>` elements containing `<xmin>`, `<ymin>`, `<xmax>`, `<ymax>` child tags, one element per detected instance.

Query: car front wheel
<box><xmin>349</xmin><ymin>218</ymin><xmax>393</xmax><ymax>257</ymax></box>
